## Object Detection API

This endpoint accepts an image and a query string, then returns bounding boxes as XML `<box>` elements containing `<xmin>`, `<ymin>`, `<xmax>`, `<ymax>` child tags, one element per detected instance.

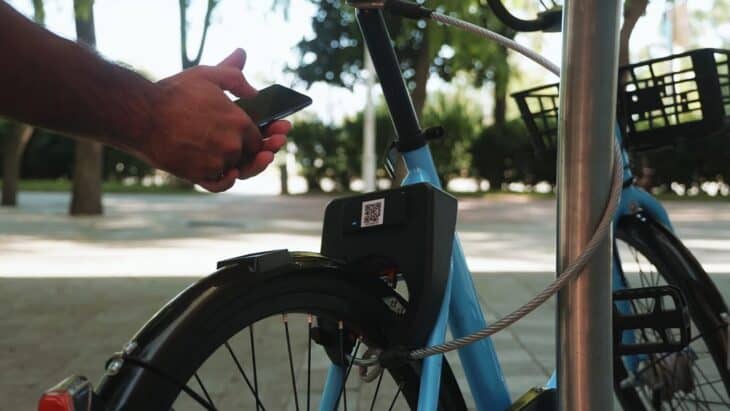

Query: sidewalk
<box><xmin>2</xmin><ymin>192</ymin><xmax>729</xmax><ymax>409</ymax></box>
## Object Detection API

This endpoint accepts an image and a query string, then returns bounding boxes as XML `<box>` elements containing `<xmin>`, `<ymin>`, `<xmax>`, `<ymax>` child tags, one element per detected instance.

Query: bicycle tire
<box><xmin>96</xmin><ymin>262</ymin><xmax>467</xmax><ymax>410</ymax></box>
<box><xmin>613</xmin><ymin>213</ymin><xmax>730</xmax><ymax>410</ymax></box>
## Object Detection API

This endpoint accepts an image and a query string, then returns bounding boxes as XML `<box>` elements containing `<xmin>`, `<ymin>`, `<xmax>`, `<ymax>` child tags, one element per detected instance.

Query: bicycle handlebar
<box><xmin>486</xmin><ymin>0</ymin><xmax>562</xmax><ymax>32</ymax></box>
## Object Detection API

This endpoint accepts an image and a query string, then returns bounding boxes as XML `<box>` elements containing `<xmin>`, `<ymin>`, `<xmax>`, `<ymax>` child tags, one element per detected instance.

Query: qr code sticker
<box><xmin>361</xmin><ymin>198</ymin><xmax>385</xmax><ymax>227</ymax></box>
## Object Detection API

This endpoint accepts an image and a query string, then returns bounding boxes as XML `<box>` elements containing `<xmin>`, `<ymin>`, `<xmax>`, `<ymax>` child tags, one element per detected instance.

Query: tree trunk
<box><xmin>2</xmin><ymin>124</ymin><xmax>34</xmax><ymax>206</ymax></box>
<box><xmin>279</xmin><ymin>163</ymin><xmax>289</xmax><ymax>195</ymax></box>
<box><xmin>70</xmin><ymin>0</ymin><xmax>103</xmax><ymax>215</ymax></box>
<box><xmin>492</xmin><ymin>45</ymin><xmax>509</xmax><ymax>128</ymax></box>
<box><xmin>70</xmin><ymin>140</ymin><xmax>103</xmax><ymax>214</ymax></box>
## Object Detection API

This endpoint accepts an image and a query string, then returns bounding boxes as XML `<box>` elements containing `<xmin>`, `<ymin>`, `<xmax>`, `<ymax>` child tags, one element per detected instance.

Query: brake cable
<box><xmin>348</xmin><ymin>0</ymin><xmax>623</xmax><ymax>364</ymax></box>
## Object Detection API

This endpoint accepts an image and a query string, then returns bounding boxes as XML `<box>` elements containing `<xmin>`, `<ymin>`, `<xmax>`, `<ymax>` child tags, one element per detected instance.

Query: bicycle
<box><xmin>39</xmin><ymin>1</ymin><xmax>729</xmax><ymax>410</ymax></box>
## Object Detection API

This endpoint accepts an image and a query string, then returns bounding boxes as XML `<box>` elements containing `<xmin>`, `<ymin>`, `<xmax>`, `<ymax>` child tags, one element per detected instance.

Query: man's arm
<box><xmin>0</xmin><ymin>2</ymin><xmax>288</xmax><ymax>192</ymax></box>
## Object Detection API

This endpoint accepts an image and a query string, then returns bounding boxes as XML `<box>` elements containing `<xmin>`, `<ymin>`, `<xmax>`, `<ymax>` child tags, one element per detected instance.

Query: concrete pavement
<box><xmin>1</xmin><ymin>192</ymin><xmax>729</xmax><ymax>409</ymax></box>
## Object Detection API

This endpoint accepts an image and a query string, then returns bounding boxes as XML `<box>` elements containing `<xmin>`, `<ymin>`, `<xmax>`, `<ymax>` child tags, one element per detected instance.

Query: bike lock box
<box><xmin>321</xmin><ymin>182</ymin><xmax>458</xmax><ymax>346</ymax></box>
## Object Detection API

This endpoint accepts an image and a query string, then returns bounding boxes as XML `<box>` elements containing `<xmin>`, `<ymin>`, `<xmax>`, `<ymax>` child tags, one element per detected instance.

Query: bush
<box><xmin>422</xmin><ymin>91</ymin><xmax>483</xmax><ymax>181</ymax></box>
<box><xmin>471</xmin><ymin>119</ymin><xmax>554</xmax><ymax>189</ymax></box>
<box><xmin>18</xmin><ymin>129</ymin><xmax>153</xmax><ymax>180</ymax></box>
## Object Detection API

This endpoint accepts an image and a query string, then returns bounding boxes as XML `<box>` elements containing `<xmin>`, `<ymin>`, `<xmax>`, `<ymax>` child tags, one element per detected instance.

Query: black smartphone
<box><xmin>234</xmin><ymin>84</ymin><xmax>312</xmax><ymax>129</ymax></box>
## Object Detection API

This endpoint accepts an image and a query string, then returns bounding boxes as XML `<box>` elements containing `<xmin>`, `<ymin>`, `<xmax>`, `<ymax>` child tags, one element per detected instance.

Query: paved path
<box><xmin>1</xmin><ymin>192</ymin><xmax>729</xmax><ymax>409</ymax></box>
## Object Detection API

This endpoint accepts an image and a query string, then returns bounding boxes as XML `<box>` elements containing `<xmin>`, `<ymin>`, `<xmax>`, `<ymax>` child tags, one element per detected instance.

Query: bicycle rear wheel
<box><xmin>98</xmin><ymin>263</ymin><xmax>466</xmax><ymax>410</ymax></box>
<box><xmin>613</xmin><ymin>214</ymin><xmax>730</xmax><ymax>410</ymax></box>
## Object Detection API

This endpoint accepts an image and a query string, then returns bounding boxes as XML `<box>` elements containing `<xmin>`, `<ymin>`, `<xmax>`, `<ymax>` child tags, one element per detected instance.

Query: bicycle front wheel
<box><xmin>613</xmin><ymin>213</ymin><xmax>730</xmax><ymax>410</ymax></box>
<box><xmin>98</xmin><ymin>260</ymin><xmax>466</xmax><ymax>411</ymax></box>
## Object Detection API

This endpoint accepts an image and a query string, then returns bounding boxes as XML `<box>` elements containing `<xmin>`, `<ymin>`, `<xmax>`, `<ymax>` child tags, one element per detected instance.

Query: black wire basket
<box><xmin>512</xmin><ymin>48</ymin><xmax>730</xmax><ymax>157</ymax></box>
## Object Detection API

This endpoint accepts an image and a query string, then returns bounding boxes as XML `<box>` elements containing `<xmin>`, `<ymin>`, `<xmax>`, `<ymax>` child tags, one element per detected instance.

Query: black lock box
<box><xmin>321</xmin><ymin>182</ymin><xmax>458</xmax><ymax>346</ymax></box>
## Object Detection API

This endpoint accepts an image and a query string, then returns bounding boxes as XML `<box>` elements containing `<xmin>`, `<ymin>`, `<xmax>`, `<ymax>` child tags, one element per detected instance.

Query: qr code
<box><xmin>361</xmin><ymin>198</ymin><xmax>385</xmax><ymax>227</ymax></box>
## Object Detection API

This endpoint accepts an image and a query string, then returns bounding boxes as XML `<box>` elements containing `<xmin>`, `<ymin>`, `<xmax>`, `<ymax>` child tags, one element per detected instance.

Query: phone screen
<box><xmin>234</xmin><ymin>85</ymin><xmax>312</xmax><ymax>129</ymax></box>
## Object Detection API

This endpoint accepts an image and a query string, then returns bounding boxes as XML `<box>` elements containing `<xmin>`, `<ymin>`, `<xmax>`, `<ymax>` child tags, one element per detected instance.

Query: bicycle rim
<box><xmin>158</xmin><ymin>273</ymin><xmax>465</xmax><ymax>410</ymax></box>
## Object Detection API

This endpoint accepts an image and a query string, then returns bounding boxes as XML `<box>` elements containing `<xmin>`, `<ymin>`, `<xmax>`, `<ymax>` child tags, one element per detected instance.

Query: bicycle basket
<box><xmin>511</xmin><ymin>83</ymin><xmax>559</xmax><ymax>160</ymax></box>
<box><xmin>512</xmin><ymin>48</ymin><xmax>730</xmax><ymax>156</ymax></box>
<box><xmin>618</xmin><ymin>48</ymin><xmax>730</xmax><ymax>151</ymax></box>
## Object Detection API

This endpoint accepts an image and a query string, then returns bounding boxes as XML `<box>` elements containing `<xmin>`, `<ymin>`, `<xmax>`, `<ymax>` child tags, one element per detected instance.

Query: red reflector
<box><xmin>38</xmin><ymin>392</ymin><xmax>75</xmax><ymax>411</ymax></box>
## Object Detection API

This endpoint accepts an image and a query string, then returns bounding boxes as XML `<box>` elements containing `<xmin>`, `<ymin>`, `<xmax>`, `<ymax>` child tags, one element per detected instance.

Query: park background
<box><xmin>2</xmin><ymin>1</ymin><xmax>730</xmax><ymax>409</ymax></box>
<box><xmin>1</xmin><ymin>0</ymin><xmax>730</xmax><ymax>209</ymax></box>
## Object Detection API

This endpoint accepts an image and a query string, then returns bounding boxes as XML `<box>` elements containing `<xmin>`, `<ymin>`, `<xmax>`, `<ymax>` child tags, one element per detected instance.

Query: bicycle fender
<box><xmin>94</xmin><ymin>249</ymin><xmax>406</xmax><ymax>410</ymax></box>
<box><xmin>618</xmin><ymin>213</ymin><xmax>728</xmax><ymax>317</ymax></box>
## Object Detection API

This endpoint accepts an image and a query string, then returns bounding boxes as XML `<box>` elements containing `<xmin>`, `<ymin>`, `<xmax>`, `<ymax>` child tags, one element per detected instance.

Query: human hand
<box><xmin>141</xmin><ymin>48</ymin><xmax>286</xmax><ymax>192</ymax></box>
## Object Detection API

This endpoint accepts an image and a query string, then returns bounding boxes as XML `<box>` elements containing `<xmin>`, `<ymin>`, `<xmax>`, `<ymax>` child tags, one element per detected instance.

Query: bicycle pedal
<box><xmin>612</xmin><ymin>285</ymin><xmax>691</xmax><ymax>355</ymax></box>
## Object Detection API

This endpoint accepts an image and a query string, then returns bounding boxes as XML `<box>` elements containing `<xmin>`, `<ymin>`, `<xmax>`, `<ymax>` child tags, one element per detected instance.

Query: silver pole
<box><xmin>556</xmin><ymin>0</ymin><xmax>621</xmax><ymax>410</ymax></box>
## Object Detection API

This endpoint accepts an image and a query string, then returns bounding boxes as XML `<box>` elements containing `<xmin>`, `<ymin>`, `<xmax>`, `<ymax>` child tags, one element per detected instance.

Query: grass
<box><xmin>5</xmin><ymin>179</ymin><xmax>200</xmax><ymax>194</ymax></box>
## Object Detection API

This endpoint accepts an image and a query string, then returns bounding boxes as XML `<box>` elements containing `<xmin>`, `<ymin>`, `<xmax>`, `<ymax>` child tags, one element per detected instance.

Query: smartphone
<box><xmin>234</xmin><ymin>84</ymin><xmax>312</xmax><ymax>129</ymax></box>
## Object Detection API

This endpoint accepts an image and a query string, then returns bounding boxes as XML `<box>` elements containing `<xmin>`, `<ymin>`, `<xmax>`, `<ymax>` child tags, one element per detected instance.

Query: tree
<box><xmin>1</xmin><ymin>0</ymin><xmax>44</xmax><ymax>206</ymax></box>
<box><xmin>293</xmin><ymin>1</ymin><xmax>514</xmax><ymax>121</ymax></box>
<box><xmin>179</xmin><ymin>0</ymin><xmax>220</xmax><ymax>69</ymax></box>
<box><xmin>70</xmin><ymin>0</ymin><xmax>103</xmax><ymax>215</ymax></box>
<box><xmin>423</xmin><ymin>90</ymin><xmax>483</xmax><ymax>181</ymax></box>
<box><xmin>292</xmin><ymin>1</ymin><xmax>519</xmax><ymax>186</ymax></box>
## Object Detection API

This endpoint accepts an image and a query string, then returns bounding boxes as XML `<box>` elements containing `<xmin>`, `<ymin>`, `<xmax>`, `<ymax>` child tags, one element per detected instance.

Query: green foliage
<box><xmin>287</xmin><ymin>109</ymin><xmax>393</xmax><ymax>191</ymax></box>
<box><xmin>471</xmin><ymin>118</ymin><xmax>553</xmax><ymax>188</ymax></box>
<box><xmin>14</xmin><ymin>129</ymin><xmax>152</xmax><ymax>180</ymax></box>
<box><xmin>422</xmin><ymin>91</ymin><xmax>483</xmax><ymax>180</ymax></box>
<box><xmin>292</xmin><ymin>0</ymin><xmax>427</xmax><ymax>91</ymax></box>
<box><xmin>291</xmin><ymin>1</ymin><xmax>514</xmax><ymax>91</ymax></box>
<box><xmin>287</xmin><ymin>119</ymin><xmax>345</xmax><ymax>191</ymax></box>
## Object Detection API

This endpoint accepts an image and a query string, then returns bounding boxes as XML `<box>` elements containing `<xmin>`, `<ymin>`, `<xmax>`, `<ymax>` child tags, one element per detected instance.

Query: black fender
<box><xmin>94</xmin><ymin>250</ymin><xmax>414</xmax><ymax>410</ymax></box>
<box><xmin>616</xmin><ymin>213</ymin><xmax>728</xmax><ymax>317</ymax></box>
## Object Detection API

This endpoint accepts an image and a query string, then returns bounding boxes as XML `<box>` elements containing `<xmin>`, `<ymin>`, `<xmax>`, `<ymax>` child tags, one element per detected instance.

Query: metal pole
<box><xmin>556</xmin><ymin>0</ymin><xmax>621</xmax><ymax>410</ymax></box>
<box><xmin>362</xmin><ymin>48</ymin><xmax>377</xmax><ymax>192</ymax></box>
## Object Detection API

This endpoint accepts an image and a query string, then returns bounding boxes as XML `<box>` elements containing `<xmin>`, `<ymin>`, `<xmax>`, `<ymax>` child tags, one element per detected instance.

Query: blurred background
<box><xmin>2</xmin><ymin>1</ymin><xmax>730</xmax><ymax>409</ymax></box>
<box><xmin>1</xmin><ymin>0</ymin><xmax>729</xmax><ymax>204</ymax></box>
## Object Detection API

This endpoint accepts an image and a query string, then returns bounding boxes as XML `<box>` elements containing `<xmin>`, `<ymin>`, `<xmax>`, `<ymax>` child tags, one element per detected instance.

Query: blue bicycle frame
<box><xmin>320</xmin><ymin>6</ymin><xmax>678</xmax><ymax>410</ymax></box>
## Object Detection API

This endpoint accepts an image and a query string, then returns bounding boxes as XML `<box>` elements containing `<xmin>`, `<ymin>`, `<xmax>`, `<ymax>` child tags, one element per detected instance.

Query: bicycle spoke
<box><xmin>387</xmin><ymin>384</ymin><xmax>402</xmax><ymax>411</ymax></box>
<box><xmin>194</xmin><ymin>373</ymin><xmax>216</xmax><ymax>410</ymax></box>
<box><xmin>369</xmin><ymin>369</ymin><xmax>385</xmax><ymax>411</ymax></box>
<box><xmin>695</xmin><ymin>378</ymin><xmax>724</xmax><ymax>388</ymax></box>
<box><xmin>224</xmin><ymin>342</ymin><xmax>267</xmax><ymax>411</ymax></box>
<box><xmin>283</xmin><ymin>314</ymin><xmax>301</xmax><ymax>411</ymax></box>
<box><xmin>692</xmin><ymin>360</ymin><xmax>728</xmax><ymax>404</ymax></box>
<box><xmin>307</xmin><ymin>315</ymin><xmax>312</xmax><ymax>411</ymax></box>
<box><xmin>250</xmin><ymin>325</ymin><xmax>260</xmax><ymax>411</ymax></box>
<box><xmin>338</xmin><ymin>320</ymin><xmax>348</xmax><ymax>411</ymax></box>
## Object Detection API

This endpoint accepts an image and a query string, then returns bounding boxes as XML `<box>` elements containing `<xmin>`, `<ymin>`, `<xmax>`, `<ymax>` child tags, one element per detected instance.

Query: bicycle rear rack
<box><xmin>613</xmin><ymin>285</ymin><xmax>691</xmax><ymax>355</ymax></box>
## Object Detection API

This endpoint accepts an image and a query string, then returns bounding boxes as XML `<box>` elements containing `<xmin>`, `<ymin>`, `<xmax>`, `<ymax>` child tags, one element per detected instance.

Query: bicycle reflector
<box><xmin>38</xmin><ymin>376</ymin><xmax>93</xmax><ymax>411</ymax></box>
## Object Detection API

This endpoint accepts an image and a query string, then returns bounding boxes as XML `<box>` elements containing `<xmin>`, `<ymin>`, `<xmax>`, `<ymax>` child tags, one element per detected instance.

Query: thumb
<box><xmin>218</xmin><ymin>48</ymin><xmax>246</xmax><ymax>70</ymax></box>
<box><xmin>215</xmin><ymin>48</ymin><xmax>257</xmax><ymax>98</ymax></box>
